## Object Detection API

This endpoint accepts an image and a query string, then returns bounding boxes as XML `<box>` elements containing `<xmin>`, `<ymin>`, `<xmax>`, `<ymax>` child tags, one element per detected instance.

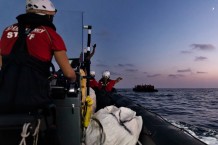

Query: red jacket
<box><xmin>98</xmin><ymin>78</ymin><xmax>116</xmax><ymax>92</ymax></box>
<box><xmin>0</xmin><ymin>14</ymin><xmax>66</xmax><ymax>113</ymax></box>
<box><xmin>0</xmin><ymin>24</ymin><xmax>66</xmax><ymax>62</ymax></box>
<box><xmin>90</xmin><ymin>78</ymin><xmax>99</xmax><ymax>89</ymax></box>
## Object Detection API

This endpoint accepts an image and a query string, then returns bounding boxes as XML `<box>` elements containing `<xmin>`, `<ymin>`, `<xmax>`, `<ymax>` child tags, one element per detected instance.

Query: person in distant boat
<box><xmin>0</xmin><ymin>0</ymin><xmax>76</xmax><ymax>113</ymax></box>
<box><xmin>90</xmin><ymin>70</ymin><xmax>99</xmax><ymax>91</ymax></box>
<box><xmin>98</xmin><ymin>70</ymin><xmax>122</xmax><ymax>92</ymax></box>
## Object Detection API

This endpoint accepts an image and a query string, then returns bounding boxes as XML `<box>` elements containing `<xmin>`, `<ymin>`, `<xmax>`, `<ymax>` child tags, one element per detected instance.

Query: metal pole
<box><xmin>81</xmin><ymin>12</ymin><xmax>84</xmax><ymax>62</ymax></box>
<box><xmin>83</xmin><ymin>25</ymin><xmax>92</xmax><ymax>96</ymax></box>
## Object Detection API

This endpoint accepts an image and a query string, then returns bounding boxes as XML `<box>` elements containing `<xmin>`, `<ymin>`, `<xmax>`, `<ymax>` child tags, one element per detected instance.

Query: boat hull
<box><xmin>98</xmin><ymin>92</ymin><xmax>207</xmax><ymax>145</ymax></box>
<box><xmin>133</xmin><ymin>88</ymin><xmax>158</xmax><ymax>92</ymax></box>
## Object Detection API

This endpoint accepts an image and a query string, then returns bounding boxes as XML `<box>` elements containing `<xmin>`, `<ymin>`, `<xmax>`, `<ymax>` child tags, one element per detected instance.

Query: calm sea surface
<box><xmin>117</xmin><ymin>88</ymin><xmax>218</xmax><ymax>145</ymax></box>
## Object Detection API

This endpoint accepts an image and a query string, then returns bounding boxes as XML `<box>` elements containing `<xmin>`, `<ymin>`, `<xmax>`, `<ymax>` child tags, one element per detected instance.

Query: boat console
<box><xmin>50</xmin><ymin>58</ymin><xmax>82</xmax><ymax>145</ymax></box>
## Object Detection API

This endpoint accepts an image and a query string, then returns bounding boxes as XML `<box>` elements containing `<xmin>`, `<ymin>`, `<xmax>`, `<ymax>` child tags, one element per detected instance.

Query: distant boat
<box><xmin>133</xmin><ymin>84</ymin><xmax>158</xmax><ymax>92</ymax></box>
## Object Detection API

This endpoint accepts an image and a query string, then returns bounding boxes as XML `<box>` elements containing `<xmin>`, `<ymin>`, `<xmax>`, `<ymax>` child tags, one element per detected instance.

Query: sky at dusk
<box><xmin>1</xmin><ymin>0</ymin><xmax>218</xmax><ymax>88</ymax></box>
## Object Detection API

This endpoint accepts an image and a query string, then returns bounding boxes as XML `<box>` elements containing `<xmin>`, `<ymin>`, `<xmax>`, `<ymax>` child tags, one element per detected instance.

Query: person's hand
<box><xmin>116</xmin><ymin>77</ymin><xmax>123</xmax><ymax>83</ymax></box>
<box><xmin>86</xmin><ymin>44</ymin><xmax>96</xmax><ymax>60</ymax></box>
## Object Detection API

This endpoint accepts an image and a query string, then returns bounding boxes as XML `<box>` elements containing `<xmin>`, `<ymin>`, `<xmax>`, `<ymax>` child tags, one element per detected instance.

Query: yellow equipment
<box><xmin>80</xmin><ymin>69</ymin><xmax>94</xmax><ymax>128</ymax></box>
<box><xmin>82</xmin><ymin>96</ymin><xmax>93</xmax><ymax>128</ymax></box>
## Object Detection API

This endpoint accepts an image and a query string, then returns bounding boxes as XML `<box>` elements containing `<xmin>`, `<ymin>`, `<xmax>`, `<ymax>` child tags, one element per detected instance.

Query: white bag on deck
<box><xmin>85</xmin><ymin>105</ymin><xmax>143</xmax><ymax>145</ymax></box>
<box><xmin>90</xmin><ymin>87</ymin><xmax>96</xmax><ymax>113</ymax></box>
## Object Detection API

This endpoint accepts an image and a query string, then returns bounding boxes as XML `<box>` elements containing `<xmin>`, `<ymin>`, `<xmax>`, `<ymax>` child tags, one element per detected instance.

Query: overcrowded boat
<box><xmin>133</xmin><ymin>84</ymin><xmax>158</xmax><ymax>92</ymax></box>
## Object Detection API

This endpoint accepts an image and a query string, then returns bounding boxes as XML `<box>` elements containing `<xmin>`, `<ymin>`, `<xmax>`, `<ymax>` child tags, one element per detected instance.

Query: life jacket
<box><xmin>99</xmin><ymin>78</ymin><xmax>110</xmax><ymax>90</ymax></box>
<box><xmin>0</xmin><ymin>22</ymin><xmax>52</xmax><ymax>114</ymax></box>
<box><xmin>98</xmin><ymin>78</ymin><xmax>116</xmax><ymax>92</ymax></box>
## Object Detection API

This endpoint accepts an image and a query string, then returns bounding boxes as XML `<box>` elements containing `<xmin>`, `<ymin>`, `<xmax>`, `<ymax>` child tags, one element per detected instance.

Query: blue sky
<box><xmin>1</xmin><ymin>0</ymin><xmax>218</xmax><ymax>88</ymax></box>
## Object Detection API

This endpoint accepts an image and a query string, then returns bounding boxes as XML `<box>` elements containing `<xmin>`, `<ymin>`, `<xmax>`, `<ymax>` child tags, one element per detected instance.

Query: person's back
<box><xmin>0</xmin><ymin>0</ymin><xmax>76</xmax><ymax>113</ymax></box>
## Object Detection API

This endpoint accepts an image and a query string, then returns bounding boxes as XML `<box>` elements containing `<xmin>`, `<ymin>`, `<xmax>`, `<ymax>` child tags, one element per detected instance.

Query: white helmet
<box><xmin>26</xmin><ymin>0</ymin><xmax>56</xmax><ymax>15</ymax></box>
<box><xmin>102</xmin><ymin>70</ymin><xmax>110</xmax><ymax>79</ymax></box>
<box><xmin>90</xmin><ymin>71</ymin><xmax>95</xmax><ymax>77</ymax></box>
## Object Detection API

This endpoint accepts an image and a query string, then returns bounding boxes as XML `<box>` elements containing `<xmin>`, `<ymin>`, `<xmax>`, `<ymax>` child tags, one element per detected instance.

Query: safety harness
<box><xmin>0</xmin><ymin>16</ymin><xmax>52</xmax><ymax>113</ymax></box>
<box><xmin>0</xmin><ymin>15</ymin><xmax>56</xmax><ymax>145</ymax></box>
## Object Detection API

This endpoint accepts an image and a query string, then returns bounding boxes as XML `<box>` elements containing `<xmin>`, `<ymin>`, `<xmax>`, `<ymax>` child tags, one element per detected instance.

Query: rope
<box><xmin>32</xmin><ymin>119</ymin><xmax>41</xmax><ymax>145</ymax></box>
<box><xmin>109</xmin><ymin>112</ymin><xmax>132</xmax><ymax>135</ymax></box>
<box><xmin>19</xmin><ymin>119</ymin><xmax>41</xmax><ymax>145</ymax></box>
<box><xmin>92</xmin><ymin>118</ymin><xmax>106</xmax><ymax>144</ymax></box>
<box><xmin>82</xmin><ymin>127</ymin><xmax>87</xmax><ymax>143</ymax></box>
<box><xmin>137</xmin><ymin>140</ymin><xmax>143</xmax><ymax>145</ymax></box>
<box><xmin>19</xmin><ymin>123</ymin><xmax>31</xmax><ymax>145</ymax></box>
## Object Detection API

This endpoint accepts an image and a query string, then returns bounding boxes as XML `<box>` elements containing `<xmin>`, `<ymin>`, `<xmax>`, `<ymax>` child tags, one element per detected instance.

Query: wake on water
<box><xmin>117</xmin><ymin>88</ymin><xmax>218</xmax><ymax>145</ymax></box>
<box><xmin>170</xmin><ymin>120</ymin><xmax>218</xmax><ymax>145</ymax></box>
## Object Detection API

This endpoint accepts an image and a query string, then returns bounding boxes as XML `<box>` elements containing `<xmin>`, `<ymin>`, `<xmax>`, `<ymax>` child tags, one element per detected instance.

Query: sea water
<box><xmin>117</xmin><ymin>88</ymin><xmax>218</xmax><ymax>145</ymax></box>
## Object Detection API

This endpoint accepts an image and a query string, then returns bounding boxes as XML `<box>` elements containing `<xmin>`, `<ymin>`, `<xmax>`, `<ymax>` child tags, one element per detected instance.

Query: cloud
<box><xmin>125</xmin><ymin>69</ymin><xmax>138</xmax><ymax>72</ymax></box>
<box><xmin>168</xmin><ymin>74</ymin><xmax>185</xmax><ymax>78</ymax></box>
<box><xmin>147</xmin><ymin>74</ymin><xmax>161</xmax><ymax>78</ymax></box>
<box><xmin>181</xmin><ymin>50</ymin><xmax>192</xmax><ymax>54</ymax></box>
<box><xmin>177</xmin><ymin>68</ymin><xmax>191</xmax><ymax>73</ymax></box>
<box><xmin>126</xmin><ymin>64</ymin><xmax>135</xmax><ymax>67</ymax></box>
<box><xmin>195</xmin><ymin>56</ymin><xmax>207</xmax><ymax>61</ymax></box>
<box><xmin>116</xmin><ymin>64</ymin><xmax>135</xmax><ymax>67</ymax></box>
<box><xmin>197</xmin><ymin>71</ymin><xmax>207</xmax><ymax>74</ymax></box>
<box><xmin>190</xmin><ymin>44</ymin><xmax>215</xmax><ymax>51</ymax></box>
<box><xmin>110</xmin><ymin>71</ymin><xmax>122</xmax><ymax>76</ymax></box>
<box><xmin>96</xmin><ymin>64</ymin><xmax>108</xmax><ymax>67</ymax></box>
<box><xmin>117</xmin><ymin>64</ymin><xmax>125</xmax><ymax>67</ymax></box>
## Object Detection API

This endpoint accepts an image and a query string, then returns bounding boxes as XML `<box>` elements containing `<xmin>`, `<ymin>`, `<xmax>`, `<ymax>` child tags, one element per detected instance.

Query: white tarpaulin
<box><xmin>85</xmin><ymin>105</ymin><xmax>143</xmax><ymax>145</ymax></box>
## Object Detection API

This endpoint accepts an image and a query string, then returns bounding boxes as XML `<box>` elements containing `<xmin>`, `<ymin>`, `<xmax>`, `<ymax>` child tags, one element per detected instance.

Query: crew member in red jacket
<box><xmin>96</xmin><ymin>70</ymin><xmax>122</xmax><ymax>111</ymax></box>
<box><xmin>90</xmin><ymin>70</ymin><xmax>99</xmax><ymax>90</ymax></box>
<box><xmin>98</xmin><ymin>70</ymin><xmax>122</xmax><ymax>92</ymax></box>
<box><xmin>0</xmin><ymin>0</ymin><xmax>76</xmax><ymax>113</ymax></box>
